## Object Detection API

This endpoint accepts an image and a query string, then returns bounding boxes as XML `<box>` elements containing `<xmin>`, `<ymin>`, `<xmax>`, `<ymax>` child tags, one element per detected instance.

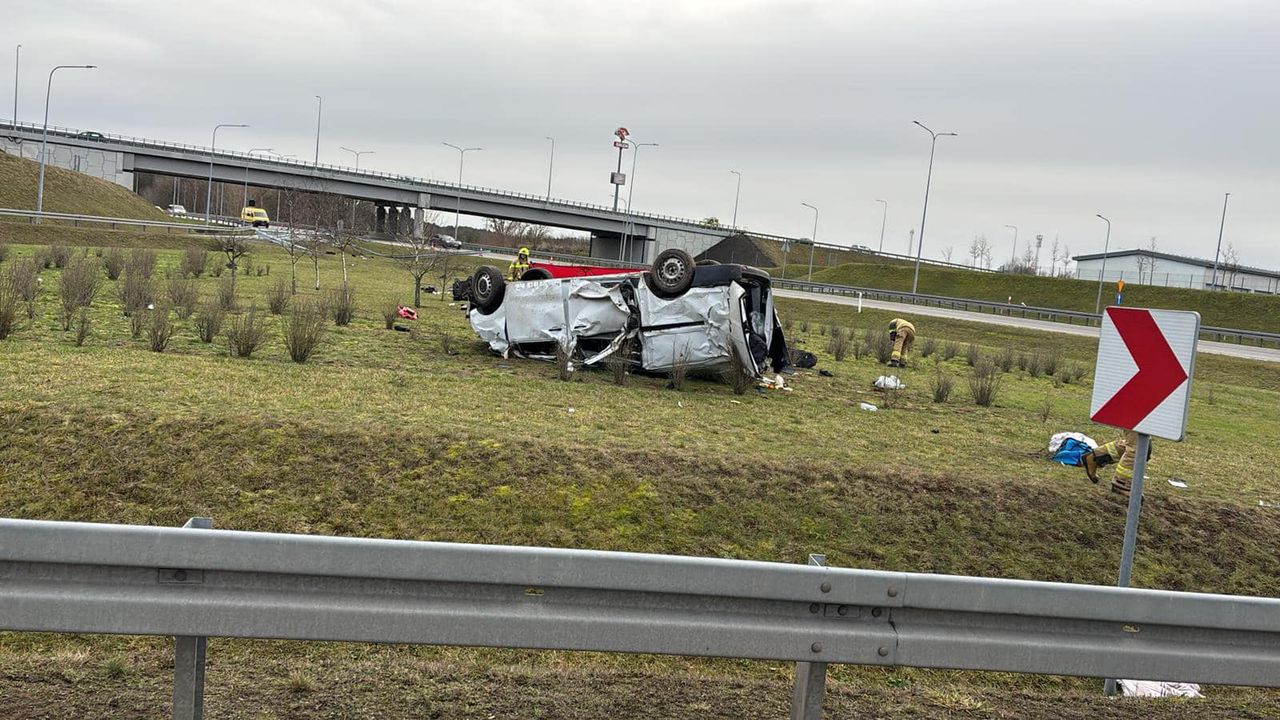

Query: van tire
<box><xmin>648</xmin><ymin>248</ymin><xmax>695</xmax><ymax>298</ymax></box>
<box><xmin>471</xmin><ymin>266</ymin><xmax>506</xmax><ymax>314</ymax></box>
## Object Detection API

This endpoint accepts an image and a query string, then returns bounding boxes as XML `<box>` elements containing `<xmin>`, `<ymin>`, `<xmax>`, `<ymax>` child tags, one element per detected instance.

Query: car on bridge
<box><xmin>75</xmin><ymin>131</ymin><xmax>106</xmax><ymax>141</ymax></box>
<box><xmin>458</xmin><ymin>249</ymin><xmax>789</xmax><ymax>379</ymax></box>
<box><xmin>240</xmin><ymin>206</ymin><xmax>270</xmax><ymax>228</ymax></box>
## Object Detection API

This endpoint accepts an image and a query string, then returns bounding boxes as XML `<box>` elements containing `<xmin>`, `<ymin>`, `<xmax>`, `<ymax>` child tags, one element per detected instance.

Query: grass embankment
<box><xmin>0</xmin><ymin>150</ymin><xmax>167</xmax><ymax>219</ymax></box>
<box><xmin>1</xmin><ymin>233</ymin><xmax>1279</xmax><ymax>717</ymax></box>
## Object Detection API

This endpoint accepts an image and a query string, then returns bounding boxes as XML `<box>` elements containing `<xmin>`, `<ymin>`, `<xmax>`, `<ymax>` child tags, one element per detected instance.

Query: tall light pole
<box><xmin>339</xmin><ymin>147</ymin><xmax>373</xmax><ymax>229</ymax></box>
<box><xmin>801</xmin><ymin>202</ymin><xmax>818</xmax><ymax>279</ymax></box>
<box><xmin>313</xmin><ymin>95</ymin><xmax>322</xmax><ymax>165</ymax></box>
<box><xmin>1093</xmin><ymin>214</ymin><xmax>1111</xmax><ymax>314</ymax></box>
<box><xmin>35</xmin><ymin>64</ymin><xmax>96</xmax><ymax>221</ymax></box>
<box><xmin>243</xmin><ymin>147</ymin><xmax>273</xmax><ymax>210</ymax></box>
<box><xmin>911</xmin><ymin>120</ymin><xmax>957</xmax><ymax>294</ymax></box>
<box><xmin>875</xmin><ymin>199</ymin><xmax>888</xmax><ymax>253</ymax></box>
<box><xmin>730</xmin><ymin>170</ymin><xmax>742</xmax><ymax>229</ymax></box>
<box><xmin>1210</xmin><ymin>192</ymin><xmax>1231</xmax><ymax>291</ymax></box>
<box><xmin>544</xmin><ymin>136</ymin><xmax>555</xmax><ymax>202</ymax></box>
<box><xmin>264</xmin><ymin>151</ymin><xmax>294</xmax><ymax>222</ymax></box>
<box><xmin>12</xmin><ymin>45</ymin><xmax>19</xmax><ymax>125</ymax></box>
<box><xmin>205</xmin><ymin>123</ymin><xmax>248</xmax><ymax>223</ymax></box>
<box><xmin>622</xmin><ymin>141</ymin><xmax>657</xmax><ymax>261</ymax></box>
<box><xmin>1004</xmin><ymin>224</ymin><xmax>1018</xmax><ymax>265</ymax></box>
<box><xmin>443</xmin><ymin>142</ymin><xmax>481</xmax><ymax>241</ymax></box>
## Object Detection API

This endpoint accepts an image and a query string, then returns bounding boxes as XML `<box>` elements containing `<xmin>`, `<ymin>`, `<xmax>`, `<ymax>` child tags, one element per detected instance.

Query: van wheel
<box><xmin>521</xmin><ymin>267</ymin><xmax>552</xmax><ymax>281</ymax></box>
<box><xmin>648</xmin><ymin>248</ymin><xmax>695</xmax><ymax>298</ymax></box>
<box><xmin>471</xmin><ymin>266</ymin><xmax>506</xmax><ymax>314</ymax></box>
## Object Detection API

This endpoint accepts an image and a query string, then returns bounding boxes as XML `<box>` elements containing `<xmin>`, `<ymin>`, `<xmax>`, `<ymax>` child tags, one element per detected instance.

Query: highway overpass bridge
<box><xmin>0</xmin><ymin>120</ymin><xmax>726</xmax><ymax>263</ymax></box>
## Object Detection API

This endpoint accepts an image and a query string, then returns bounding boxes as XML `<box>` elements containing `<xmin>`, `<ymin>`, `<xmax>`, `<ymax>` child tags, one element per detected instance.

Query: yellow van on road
<box><xmin>240</xmin><ymin>206</ymin><xmax>270</xmax><ymax>228</ymax></box>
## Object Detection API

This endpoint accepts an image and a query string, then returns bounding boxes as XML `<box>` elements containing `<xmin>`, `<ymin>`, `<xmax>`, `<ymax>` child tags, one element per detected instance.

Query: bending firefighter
<box><xmin>1052</xmin><ymin>431</ymin><xmax>1151</xmax><ymax>498</ymax></box>
<box><xmin>509</xmin><ymin>247</ymin><xmax>531</xmax><ymax>281</ymax></box>
<box><xmin>888</xmin><ymin>318</ymin><xmax>915</xmax><ymax>368</ymax></box>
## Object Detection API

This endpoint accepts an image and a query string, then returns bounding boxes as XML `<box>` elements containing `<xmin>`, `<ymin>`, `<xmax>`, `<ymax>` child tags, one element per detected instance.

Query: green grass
<box><xmin>0</xmin><ymin>151</ymin><xmax>167</xmax><ymax>219</ymax></box>
<box><xmin>1</xmin><ymin>232</ymin><xmax>1279</xmax><ymax>716</ymax></box>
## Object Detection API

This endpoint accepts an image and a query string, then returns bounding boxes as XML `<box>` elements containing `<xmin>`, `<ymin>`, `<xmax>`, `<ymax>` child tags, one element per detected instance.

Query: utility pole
<box><xmin>622</xmin><ymin>142</ymin><xmax>657</xmax><ymax>261</ymax></box>
<box><xmin>911</xmin><ymin>121</ymin><xmax>957</xmax><ymax>294</ymax></box>
<box><xmin>205</xmin><ymin>123</ymin><xmax>248</xmax><ymax>223</ymax></box>
<box><xmin>730</xmin><ymin>170</ymin><xmax>742</xmax><ymax>228</ymax></box>
<box><xmin>875</xmin><ymin>199</ymin><xmax>888</xmax><ymax>253</ymax></box>
<box><xmin>1093</xmin><ymin>214</ymin><xmax>1112</xmax><ymax>314</ymax></box>
<box><xmin>1005</xmin><ymin>224</ymin><xmax>1018</xmax><ymax>265</ymax></box>
<box><xmin>1210</xmin><ymin>193</ymin><xmax>1231</xmax><ymax>291</ymax></box>
<box><xmin>12</xmin><ymin>45</ymin><xmax>19</xmax><ymax>126</ymax></box>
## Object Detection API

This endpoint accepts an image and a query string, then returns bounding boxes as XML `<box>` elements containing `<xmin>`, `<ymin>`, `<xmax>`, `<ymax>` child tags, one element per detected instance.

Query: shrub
<box><xmin>783</xmin><ymin>317</ymin><xmax>794</xmax><ymax>334</ymax></box>
<box><xmin>74</xmin><ymin>309</ymin><xmax>90</xmax><ymax>346</ymax></box>
<box><xmin>226</xmin><ymin>306</ymin><xmax>266</xmax><ymax>358</ymax></box>
<box><xmin>721</xmin><ymin>344</ymin><xmax>754</xmax><ymax>396</ymax></box>
<box><xmin>130</xmin><ymin>311</ymin><xmax>145</xmax><ymax>339</ymax></box>
<box><xmin>193</xmin><ymin>303</ymin><xmax>224</xmax><ymax>343</ymax></box>
<box><xmin>0</xmin><ymin>269</ymin><xmax>18</xmax><ymax>340</ymax></box>
<box><xmin>607</xmin><ymin>339</ymin><xmax>632</xmax><ymax>386</ymax></box>
<box><xmin>281</xmin><ymin>300</ymin><xmax>326</xmax><ymax>363</ymax></box>
<box><xmin>1017</xmin><ymin>353</ymin><xmax>1029</xmax><ymax>371</ymax></box>
<box><xmin>381</xmin><ymin>303</ymin><xmax>399</xmax><ymax>330</ymax></box>
<box><xmin>1072</xmin><ymin>364</ymin><xmax>1089</xmax><ymax>383</ymax></box>
<box><xmin>1027</xmin><ymin>353</ymin><xmax>1043</xmax><ymax>378</ymax></box>
<box><xmin>216</xmin><ymin>275</ymin><xmax>238</xmax><ymax>311</ymax></box>
<box><xmin>118</xmin><ymin>272</ymin><xmax>153</xmax><ymax>317</ymax></box>
<box><xmin>965</xmin><ymin>343</ymin><xmax>982</xmax><ymax>367</ymax></box>
<box><xmin>181</xmin><ymin>246</ymin><xmax>209</xmax><ymax>278</ymax></box>
<box><xmin>1039</xmin><ymin>396</ymin><xmax>1053</xmax><ymax>423</ymax></box>
<box><xmin>799</xmin><ymin>319</ymin><xmax>810</xmax><ymax>334</ymax></box>
<box><xmin>1055</xmin><ymin>366</ymin><xmax>1074</xmax><ymax>386</ymax></box>
<box><xmin>930</xmin><ymin>371</ymin><xmax>954</xmax><ymax>403</ymax></box>
<box><xmin>0</xmin><ymin>243</ymin><xmax>8</xmax><ymax>264</ymax></box>
<box><xmin>165</xmin><ymin>274</ymin><xmax>198</xmax><ymax>319</ymax></box>
<box><xmin>1043</xmin><ymin>349</ymin><xmax>1061</xmax><ymax>377</ymax></box>
<box><xmin>668</xmin><ymin>345</ymin><xmax>691</xmax><ymax>391</ymax></box>
<box><xmin>942</xmin><ymin>340</ymin><xmax>959</xmax><ymax>360</ymax></box>
<box><xmin>147</xmin><ymin>307</ymin><xmax>175</xmax><ymax>352</ymax></box>
<box><xmin>266</xmin><ymin>278</ymin><xmax>290</xmax><ymax>315</ymax></box>
<box><xmin>12</xmin><ymin>259</ymin><xmax>39</xmax><ymax>319</ymax></box>
<box><xmin>871</xmin><ymin>330</ymin><xmax>894</xmax><ymax>364</ymax></box>
<box><xmin>102</xmin><ymin>247</ymin><xmax>125</xmax><ymax>280</ymax></box>
<box><xmin>210</xmin><ymin>262</ymin><xmax>224</xmax><ymax>278</ymax></box>
<box><xmin>919</xmin><ymin>337</ymin><xmax>937</xmax><ymax>358</ymax></box>
<box><xmin>851</xmin><ymin>329</ymin><xmax>868</xmax><ymax>360</ymax></box>
<box><xmin>968</xmin><ymin>358</ymin><xmax>1002</xmax><ymax>407</ymax></box>
<box><xmin>826</xmin><ymin>326</ymin><xmax>851</xmax><ymax>361</ymax></box>
<box><xmin>438</xmin><ymin>330</ymin><xmax>454</xmax><ymax>355</ymax></box>
<box><xmin>995</xmin><ymin>346</ymin><xmax>1015</xmax><ymax>373</ymax></box>
<box><xmin>127</xmin><ymin>248</ymin><xmax>157</xmax><ymax>279</ymax></box>
<box><xmin>48</xmin><ymin>244</ymin><xmax>71</xmax><ymax>269</ymax></box>
<box><xmin>58</xmin><ymin>259</ymin><xmax>101</xmax><ymax>330</ymax></box>
<box><xmin>329</xmin><ymin>286</ymin><xmax>356</xmax><ymax>326</ymax></box>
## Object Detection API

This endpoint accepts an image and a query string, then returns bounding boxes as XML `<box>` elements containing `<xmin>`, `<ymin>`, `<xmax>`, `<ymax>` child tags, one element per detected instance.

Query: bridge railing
<box><xmin>1</xmin><ymin>516</ymin><xmax>1278</xmax><ymax>719</ymax></box>
<box><xmin>0</xmin><ymin>208</ymin><xmax>248</xmax><ymax>234</ymax></box>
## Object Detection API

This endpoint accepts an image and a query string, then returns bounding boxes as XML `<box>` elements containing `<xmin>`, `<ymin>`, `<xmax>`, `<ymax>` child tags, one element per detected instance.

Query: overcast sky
<box><xmin>6</xmin><ymin>0</ymin><xmax>1279</xmax><ymax>270</ymax></box>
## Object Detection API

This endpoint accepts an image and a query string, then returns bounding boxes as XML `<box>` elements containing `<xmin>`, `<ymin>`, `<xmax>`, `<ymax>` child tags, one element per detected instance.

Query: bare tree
<box><xmin>1049</xmin><ymin>235</ymin><xmax>1060</xmax><ymax>276</ymax></box>
<box><xmin>973</xmin><ymin>235</ymin><xmax>993</xmax><ymax>269</ymax></box>
<box><xmin>397</xmin><ymin>233</ymin><xmax>448</xmax><ymax>307</ymax></box>
<box><xmin>1146</xmin><ymin>237</ymin><xmax>1159</xmax><ymax>283</ymax></box>
<box><xmin>219</xmin><ymin>236</ymin><xmax>250</xmax><ymax>296</ymax></box>
<box><xmin>486</xmin><ymin>218</ymin><xmax>528</xmax><ymax>245</ymax></box>
<box><xmin>941</xmin><ymin>245</ymin><xmax>954</xmax><ymax>263</ymax></box>
<box><xmin>968</xmin><ymin>235</ymin><xmax>982</xmax><ymax>268</ymax></box>
<box><xmin>1223</xmin><ymin>242</ymin><xmax>1241</xmax><ymax>289</ymax></box>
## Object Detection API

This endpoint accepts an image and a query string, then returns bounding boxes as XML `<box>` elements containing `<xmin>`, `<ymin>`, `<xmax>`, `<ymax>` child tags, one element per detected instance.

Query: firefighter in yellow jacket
<box><xmin>888</xmin><ymin>318</ymin><xmax>915</xmax><ymax>368</ymax></box>
<box><xmin>508</xmin><ymin>247</ymin><xmax>531</xmax><ymax>281</ymax></box>
<box><xmin>1082</xmin><ymin>430</ymin><xmax>1148</xmax><ymax>497</ymax></box>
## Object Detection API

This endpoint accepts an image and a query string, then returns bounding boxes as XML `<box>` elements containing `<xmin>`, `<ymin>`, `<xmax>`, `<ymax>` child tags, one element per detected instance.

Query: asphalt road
<box><xmin>775</xmin><ymin>289</ymin><xmax>1280</xmax><ymax>364</ymax></box>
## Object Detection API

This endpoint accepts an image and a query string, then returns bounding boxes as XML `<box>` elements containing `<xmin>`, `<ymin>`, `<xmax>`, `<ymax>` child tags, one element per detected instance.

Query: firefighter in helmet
<box><xmin>509</xmin><ymin>247</ymin><xmax>531</xmax><ymax>281</ymax></box>
<box><xmin>888</xmin><ymin>318</ymin><xmax>916</xmax><ymax>368</ymax></box>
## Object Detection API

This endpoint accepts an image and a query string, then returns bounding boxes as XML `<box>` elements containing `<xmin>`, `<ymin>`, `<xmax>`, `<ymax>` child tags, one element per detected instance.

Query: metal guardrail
<box><xmin>1</xmin><ymin>517</ymin><xmax>1278</xmax><ymax>719</ymax></box>
<box><xmin>0</xmin><ymin>208</ymin><xmax>247</xmax><ymax>234</ymax></box>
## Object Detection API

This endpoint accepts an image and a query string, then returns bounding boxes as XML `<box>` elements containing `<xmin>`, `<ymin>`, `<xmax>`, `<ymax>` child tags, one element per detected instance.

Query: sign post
<box><xmin>1090</xmin><ymin>307</ymin><xmax>1199</xmax><ymax>696</ymax></box>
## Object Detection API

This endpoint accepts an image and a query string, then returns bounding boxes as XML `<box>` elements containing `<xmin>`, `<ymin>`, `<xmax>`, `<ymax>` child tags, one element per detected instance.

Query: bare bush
<box><xmin>0</xmin><ymin>268</ymin><xmax>19</xmax><ymax>340</ymax></box>
<box><xmin>799</xmin><ymin>319</ymin><xmax>810</xmax><ymax>334</ymax></box>
<box><xmin>968</xmin><ymin>358</ymin><xmax>1003</xmax><ymax>407</ymax></box>
<box><xmin>668</xmin><ymin>345</ymin><xmax>691</xmax><ymax>391</ymax></box>
<box><xmin>266</xmin><ymin>279</ymin><xmax>290</xmax><ymax>315</ymax></box>
<box><xmin>181</xmin><ymin>246</ymin><xmax>209</xmax><ymax>278</ymax></box>
<box><xmin>826</xmin><ymin>326</ymin><xmax>852</xmax><ymax>361</ymax></box>
<box><xmin>102</xmin><ymin>247</ymin><xmax>125</xmax><ymax>280</ymax></box>
<box><xmin>607</xmin><ymin>339</ymin><xmax>632</xmax><ymax>386</ymax></box>
<box><xmin>147</xmin><ymin>307</ymin><xmax>175</xmax><ymax>352</ymax></box>
<box><xmin>942</xmin><ymin>340</ymin><xmax>959</xmax><ymax>360</ymax></box>
<box><xmin>920</xmin><ymin>337</ymin><xmax>937</xmax><ymax>358</ymax></box>
<box><xmin>13</xmin><ymin>259</ymin><xmax>38</xmax><ymax>319</ymax></box>
<box><xmin>193</xmin><ymin>303</ymin><xmax>224</xmax><ymax>343</ymax></box>
<box><xmin>721</xmin><ymin>344</ymin><xmax>754</xmax><ymax>395</ymax></box>
<box><xmin>118</xmin><ymin>270</ymin><xmax>153</xmax><ymax>317</ymax></box>
<box><xmin>438</xmin><ymin>330</ymin><xmax>454</xmax><ymax>356</ymax></box>
<box><xmin>1039</xmin><ymin>396</ymin><xmax>1053</xmax><ymax>423</ymax></box>
<box><xmin>930</xmin><ymin>371</ymin><xmax>954</xmax><ymax>403</ymax></box>
<box><xmin>851</xmin><ymin>329</ymin><xmax>868</xmax><ymax>360</ymax></box>
<box><xmin>1043</xmin><ymin>349</ymin><xmax>1062</xmax><ymax>377</ymax></box>
<box><xmin>127</xmin><ymin>249</ymin><xmax>157</xmax><ymax>279</ymax></box>
<box><xmin>281</xmin><ymin>300</ymin><xmax>326</xmax><ymax>363</ymax></box>
<box><xmin>1072</xmin><ymin>364</ymin><xmax>1089</xmax><ymax>383</ymax></box>
<box><xmin>58</xmin><ymin>259</ymin><xmax>100</xmax><ymax>330</ymax></box>
<box><xmin>216</xmin><ymin>275</ymin><xmax>238</xmax><ymax>311</ymax></box>
<box><xmin>965</xmin><ymin>343</ymin><xmax>982</xmax><ymax>367</ymax></box>
<box><xmin>165</xmin><ymin>274</ymin><xmax>198</xmax><ymax>319</ymax></box>
<box><xmin>1027</xmin><ymin>353</ymin><xmax>1043</xmax><ymax>378</ymax></box>
<box><xmin>49</xmin><ymin>244</ymin><xmax>71</xmax><ymax>269</ymax></box>
<box><xmin>210</xmin><ymin>262</ymin><xmax>224</xmax><ymax>278</ymax></box>
<box><xmin>382</xmin><ymin>303</ymin><xmax>399</xmax><ymax>330</ymax></box>
<box><xmin>782</xmin><ymin>317</ymin><xmax>794</xmax><ymax>334</ymax></box>
<box><xmin>871</xmin><ymin>330</ymin><xmax>894</xmax><ymax>364</ymax></box>
<box><xmin>74</xmin><ymin>309</ymin><xmax>90</xmax><ymax>346</ymax></box>
<box><xmin>329</xmin><ymin>286</ymin><xmax>356</xmax><ymax>326</ymax></box>
<box><xmin>129</xmin><ymin>311</ymin><xmax>145</xmax><ymax>339</ymax></box>
<box><xmin>1017</xmin><ymin>353</ymin><xmax>1029</xmax><ymax>371</ymax></box>
<box><xmin>226</xmin><ymin>306</ymin><xmax>266</xmax><ymax>358</ymax></box>
<box><xmin>995</xmin><ymin>346</ymin><xmax>1015</xmax><ymax>373</ymax></box>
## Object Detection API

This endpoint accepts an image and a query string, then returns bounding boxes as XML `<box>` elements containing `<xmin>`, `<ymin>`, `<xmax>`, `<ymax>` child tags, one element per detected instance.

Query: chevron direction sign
<box><xmin>1090</xmin><ymin>307</ymin><xmax>1200</xmax><ymax>441</ymax></box>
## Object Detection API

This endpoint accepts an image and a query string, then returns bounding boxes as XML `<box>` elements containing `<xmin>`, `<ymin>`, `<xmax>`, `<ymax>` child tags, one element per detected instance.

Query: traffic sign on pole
<box><xmin>1090</xmin><ymin>307</ymin><xmax>1199</xmax><ymax>441</ymax></box>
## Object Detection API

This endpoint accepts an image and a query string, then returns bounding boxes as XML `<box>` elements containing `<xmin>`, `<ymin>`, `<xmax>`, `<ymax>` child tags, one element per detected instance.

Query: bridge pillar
<box><xmin>413</xmin><ymin>207</ymin><xmax>426</xmax><ymax>239</ymax></box>
<box><xmin>389</xmin><ymin>206</ymin><xmax>403</xmax><ymax>236</ymax></box>
<box><xmin>376</xmin><ymin>206</ymin><xmax>387</xmax><ymax>233</ymax></box>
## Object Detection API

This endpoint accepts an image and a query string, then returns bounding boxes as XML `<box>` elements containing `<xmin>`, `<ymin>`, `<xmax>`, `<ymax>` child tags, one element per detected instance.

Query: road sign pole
<box><xmin>1104</xmin><ymin>431</ymin><xmax>1152</xmax><ymax>697</ymax></box>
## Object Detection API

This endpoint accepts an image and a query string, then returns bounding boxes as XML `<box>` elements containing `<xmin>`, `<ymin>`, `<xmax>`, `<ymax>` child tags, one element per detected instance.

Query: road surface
<box><xmin>775</xmin><ymin>289</ymin><xmax>1280</xmax><ymax>364</ymax></box>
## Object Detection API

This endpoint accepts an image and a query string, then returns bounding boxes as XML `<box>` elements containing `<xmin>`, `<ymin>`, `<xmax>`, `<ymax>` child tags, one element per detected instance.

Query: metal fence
<box><xmin>1</xmin><ymin>517</ymin><xmax>1278</xmax><ymax>719</ymax></box>
<box><xmin>0</xmin><ymin>208</ymin><xmax>247</xmax><ymax>234</ymax></box>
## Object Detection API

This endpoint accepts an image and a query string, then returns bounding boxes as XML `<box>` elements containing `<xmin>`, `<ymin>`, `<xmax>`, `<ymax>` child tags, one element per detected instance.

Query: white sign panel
<box><xmin>1089</xmin><ymin>307</ymin><xmax>1199</xmax><ymax>441</ymax></box>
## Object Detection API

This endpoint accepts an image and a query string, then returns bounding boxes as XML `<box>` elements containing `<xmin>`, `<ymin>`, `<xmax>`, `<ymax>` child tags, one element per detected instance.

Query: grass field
<box><xmin>0</xmin><ymin>151</ymin><xmax>168</xmax><ymax>220</ymax></box>
<box><xmin>2</xmin><ymin>227</ymin><xmax>1279</xmax><ymax>718</ymax></box>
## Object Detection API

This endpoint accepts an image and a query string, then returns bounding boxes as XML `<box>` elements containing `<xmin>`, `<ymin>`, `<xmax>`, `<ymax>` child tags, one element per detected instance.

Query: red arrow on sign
<box><xmin>1091</xmin><ymin>308</ymin><xmax>1188</xmax><ymax>429</ymax></box>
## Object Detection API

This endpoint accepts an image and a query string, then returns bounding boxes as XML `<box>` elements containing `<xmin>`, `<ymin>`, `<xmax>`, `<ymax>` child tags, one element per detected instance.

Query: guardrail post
<box><xmin>173</xmin><ymin>516</ymin><xmax>212</xmax><ymax>720</ymax></box>
<box><xmin>790</xmin><ymin>553</ymin><xmax>828</xmax><ymax>720</ymax></box>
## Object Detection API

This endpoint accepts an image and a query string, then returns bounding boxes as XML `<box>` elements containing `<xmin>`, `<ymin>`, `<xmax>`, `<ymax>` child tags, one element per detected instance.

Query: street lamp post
<box><xmin>544</xmin><ymin>136</ymin><xmax>555</xmax><ymax>202</ymax></box>
<box><xmin>875</xmin><ymin>199</ymin><xmax>888</xmax><ymax>253</ymax></box>
<box><xmin>730</xmin><ymin>170</ymin><xmax>742</xmax><ymax>229</ymax></box>
<box><xmin>801</xmin><ymin>202</ymin><xmax>818</xmax><ymax>279</ymax></box>
<box><xmin>1093</xmin><ymin>214</ymin><xmax>1112</xmax><ymax>314</ymax></box>
<box><xmin>243</xmin><ymin>147</ymin><xmax>273</xmax><ymax>212</ymax></box>
<box><xmin>264</xmin><ymin>151</ymin><xmax>295</xmax><ymax>222</ymax></box>
<box><xmin>340</xmin><ymin>146</ymin><xmax>374</xmax><ymax>230</ymax></box>
<box><xmin>1005</xmin><ymin>224</ymin><xmax>1018</xmax><ymax>265</ymax></box>
<box><xmin>205</xmin><ymin>123</ymin><xmax>248</xmax><ymax>222</ymax></box>
<box><xmin>1210</xmin><ymin>192</ymin><xmax>1231</xmax><ymax>291</ymax></box>
<box><xmin>911</xmin><ymin>120</ymin><xmax>957</xmax><ymax>294</ymax></box>
<box><xmin>35</xmin><ymin>64</ymin><xmax>96</xmax><ymax>222</ymax></box>
<box><xmin>12</xmin><ymin>45</ymin><xmax>19</xmax><ymax>126</ymax></box>
<box><xmin>622</xmin><ymin>141</ymin><xmax>657</xmax><ymax>262</ymax></box>
<box><xmin>313</xmin><ymin>95</ymin><xmax>322</xmax><ymax>165</ymax></box>
<box><xmin>443</xmin><ymin>142</ymin><xmax>481</xmax><ymax>242</ymax></box>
